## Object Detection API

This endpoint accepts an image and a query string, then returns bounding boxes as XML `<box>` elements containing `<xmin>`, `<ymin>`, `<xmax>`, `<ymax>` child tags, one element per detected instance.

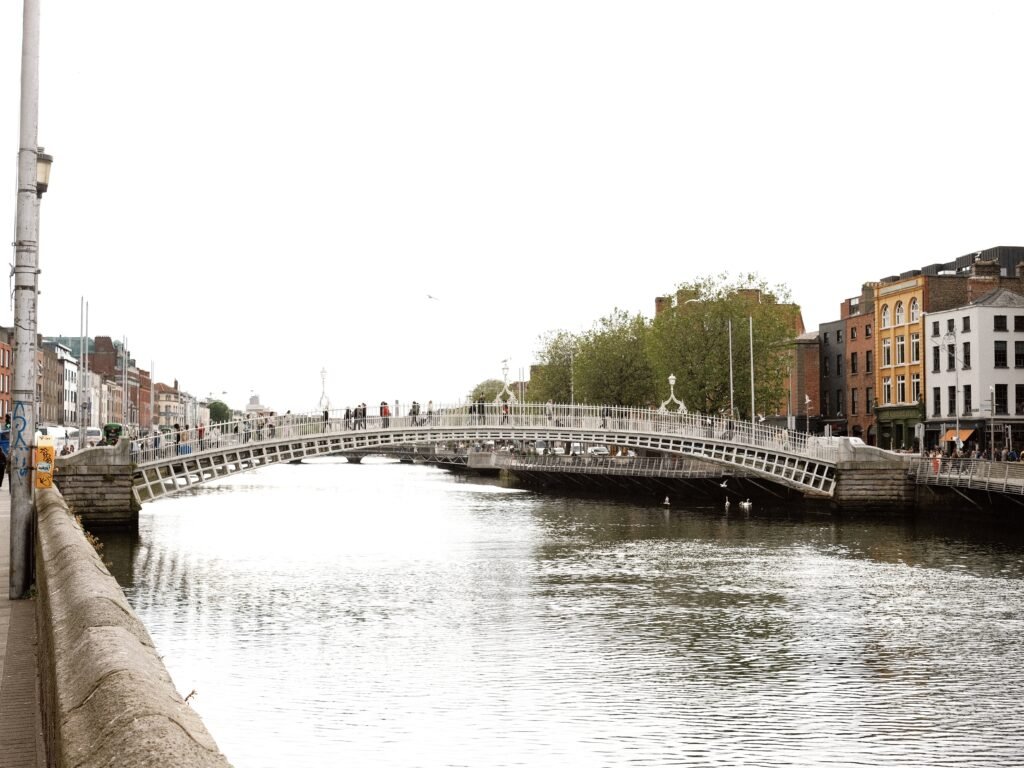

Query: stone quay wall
<box><xmin>831</xmin><ymin>440</ymin><xmax>917</xmax><ymax>512</ymax></box>
<box><xmin>34</xmin><ymin>487</ymin><xmax>232</xmax><ymax>768</ymax></box>
<box><xmin>54</xmin><ymin>440</ymin><xmax>139</xmax><ymax>528</ymax></box>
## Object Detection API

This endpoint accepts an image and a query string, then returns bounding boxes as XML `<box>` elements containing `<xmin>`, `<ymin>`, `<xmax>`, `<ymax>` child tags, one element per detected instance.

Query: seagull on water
<box><xmin>757</xmin><ymin>413</ymin><xmax>766</xmax><ymax>423</ymax></box>
<box><xmin>719</xmin><ymin>479</ymin><xmax>728</xmax><ymax>488</ymax></box>
<box><xmin>739</xmin><ymin>499</ymin><xmax>752</xmax><ymax>511</ymax></box>
<box><xmin>663</xmin><ymin>496</ymin><xmax>670</xmax><ymax>506</ymax></box>
<box><xmin>427</xmin><ymin>294</ymin><xmax>440</xmax><ymax>300</ymax></box>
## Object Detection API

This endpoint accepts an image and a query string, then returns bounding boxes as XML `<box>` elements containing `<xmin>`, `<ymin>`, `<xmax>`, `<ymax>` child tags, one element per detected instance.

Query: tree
<box><xmin>574</xmin><ymin>309</ymin><xmax>657</xmax><ymax>406</ymax></box>
<box><xmin>470</xmin><ymin>379</ymin><xmax>505</xmax><ymax>403</ymax></box>
<box><xmin>527</xmin><ymin>331</ymin><xmax>579</xmax><ymax>403</ymax></box>
<box><xmin>208</xmin><ymin>400</ymin><xmax>231</xmax><ymax>424</ymax></box>
<box><xmin>647</xmin><ymin>273</ymin><xmax>799</xmax><ymax>418</ymax></box>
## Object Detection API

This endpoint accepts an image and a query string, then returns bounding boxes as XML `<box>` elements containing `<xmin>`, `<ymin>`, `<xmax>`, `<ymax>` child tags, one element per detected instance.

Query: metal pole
<box><xmin>150</xmin><ymin>360</ymin><xmax>155</xmax><ymax>431</ymax></box>
<box><xmin>728</xmin><ymin>319</ymin><xmax>734</xmax><ymax>416</ymax></box>
<box><xmin>748</xmin><ymin>316</ymin><xmax>755</xmax><ymax>421</ymax></box>
<box><xmin>990</xmin><ymin>387</ymin><xmax>995</xmax><ymax>459</ymax></box>
<box><xmin>10</xmin><ymin>0</ymin><xmax>41</xmax><ymax>599</ymax></box>
<box><xmin>78</xmin><ymin>297</ymin><xmax>83</xmax><ymax>438</ymax></box>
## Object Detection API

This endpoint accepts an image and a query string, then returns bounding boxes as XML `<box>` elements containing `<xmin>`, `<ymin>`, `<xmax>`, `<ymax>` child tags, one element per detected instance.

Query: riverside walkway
<box><xmin>0</xmin><ymin>491</ymin><xmax>45</xmax><ymax>768</ymax></box>
<box><xmin>128</xmin><ymin>402</ymin><xmax>842</xmax><ymax>503</ymax></box>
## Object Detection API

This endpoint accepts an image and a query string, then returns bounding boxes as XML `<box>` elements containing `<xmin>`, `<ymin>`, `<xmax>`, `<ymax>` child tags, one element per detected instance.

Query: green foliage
<box><xmin>208</xmin><ymin>400</ymin><xmax>232</xmax><ymax>423</ymax></box>
<box><xmin>647</xmin><ymin>273</ymin><xmax>798</xmax><ymax>418</ymax></box>
<box><xmin>470</xmin><ymin>379</ymin><xmax>505</xmax><ymax>402</ymax></box>
<box><xmin>574</xmin><ymin>309</ymin><xmax>657</xmax><ymax>406</ymax></box>
<box><xmin>527</xmin><ymin>331</ymin><xmax>578</xmax><ymax>403</ymax></box>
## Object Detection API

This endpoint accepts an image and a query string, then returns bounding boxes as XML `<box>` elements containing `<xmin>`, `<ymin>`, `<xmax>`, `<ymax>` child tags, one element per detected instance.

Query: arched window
<box><xmin>909</xmin><ymin>298</ymin><xmax>920</xmax><ymax>323</ymax></box>
<box><xmin>881</xmin><ymin>304</ymin><xmax>890</xmax><ymax>328</ymax></box>
<box><xmin>895</xmin><ymin>301</ymin><xmax>905</xmax><ymax>325</ymax></box>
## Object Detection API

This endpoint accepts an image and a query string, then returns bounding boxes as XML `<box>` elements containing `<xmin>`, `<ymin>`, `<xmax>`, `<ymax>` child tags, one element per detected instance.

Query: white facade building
<box><xmin>924</xmin><ymin>288</ymin><xmax>1024</xmax><ymax>455</ymax></box>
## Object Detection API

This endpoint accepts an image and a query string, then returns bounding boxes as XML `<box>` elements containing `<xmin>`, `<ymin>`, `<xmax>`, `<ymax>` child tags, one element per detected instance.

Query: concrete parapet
<box><xmin>34</xmin><ymin>487</ymin><xmax>232</xmax><ymax>768</ymax></box>
<box><xmin>54</xmin><ymin>439</ymin><xmax>139</xmax><ymax>528</ymax></box>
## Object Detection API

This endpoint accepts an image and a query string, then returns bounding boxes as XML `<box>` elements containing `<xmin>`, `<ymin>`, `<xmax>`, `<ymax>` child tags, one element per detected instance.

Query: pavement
<box><xmin>0</xmin><ymin>488</ymin><xmax>45</xmax><ymax>768</ymax></box>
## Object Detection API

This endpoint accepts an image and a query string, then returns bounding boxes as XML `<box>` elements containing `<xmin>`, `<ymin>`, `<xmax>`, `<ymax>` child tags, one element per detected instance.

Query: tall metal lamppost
<box><xmin>990</xmin><ymin>385</ymin><xmax>996</xmax><ymax>459</ymax></box>
<box><xmin>942</xmin><ymin>330</ymin><xmax>961</xmax><ymax>452</ymax></box>
<box><xmin>10</xmin><ymin>0</ymin><xmax>48</xmax><ymax>598</ymax></box>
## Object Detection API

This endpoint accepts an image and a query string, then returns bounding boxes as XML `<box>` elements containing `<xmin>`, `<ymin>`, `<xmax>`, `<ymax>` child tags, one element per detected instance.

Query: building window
<box><xmin>823</xmin><ymin>357</ymin><xmax>830</xmax><ymax>376</ymax></box>
<box><xmin>995</xmin><ymin>384</ymin><xmax>1008</xmax><ymax>415</ymax></box>
<box><xmin>912</xmin><ymin>373</ymin><xmax>921</xmax><ymax>402</ymax></box>
<box><xmin>836</xmin><ymin>354</ymin><xmax>843</xmax><ymax>376</ymax></box>
<box><xmin>947</xmin><ymin>318</ymin><xmax>955</xmax><ymax>334</ymax></box>
<box><xmin>866</xmin><ymin>386</ymin><xmax>873</xmax><ymax>409</ymax></box>
<box><xmin>948</xmin><ymin>385</ymin><xmax>956</xmax><ymax>416</ymax></box>
<box><xmin>897</xmin><ymin>375</ymin><xmax>906</xmax><ymax>403</ymax></box>
<box><xmin>932</xmin><ymin>320</ymin><xmax>940</xmax><ymax>337</ymax></box>
<box><xmin>851</xmin><ymin>326</ymin><xmax>858</xmax><ymax>341</ymax></box>
<box><xmin>1016</xmin><ymin>341</ymin><xmax>1024</xmax><ymax>368</ymax></box>
<box><xmin>910</xmin><ymin>332</ymin><xmax>921</xmax><ymax>363</ymax></box>
<box><xmin>995</xmin><ymin>340</ymin><xmax>1008</xmax><ymax>368</ymax></box>
<box><xmin>1016</xmin><ymin>316</ymin><xmax>1024</xmax><ymax>332</ymax></box>
<box><xmin>932</xmin><ymin>346</ymin><xmax>940</xmax><ymax>373</ymax></box>
<box><xmin>881</xmin><ymin>305</ymin><xmax>890</xmax><ymax>328</ymax></box>
<box><xmin>1017</xmin><ymin>385</ymin><xmax>1024</xmax><ymax>416</ymax></box>
<box><xmin>947</xmin><ymin>343</ymin><xmax>956</xmax><ymax>371</ymax></box>
<box><xmin>850</xmin><ymin>351</ymin><xmax>858</xmax><ymax>374</ymax></box>
<box><xmin>865</xmin><ymin>324</ymin><xmax>872</xmax><ymax>338</ymax></box>
<box><xmin>851</xmin><ymin>388</ymin><xmax>858</xmax><ymax>415</ymax></box>
<box><xmin>837</xmin><ymin>329</ymin><xmax>844</xmax><ymax>343</ymax></box>
<box><xmin>836</xmin><ymin>389</ymin><xmax>844</xmax><ymax>416</ymax></box>
<box><xmin>883</xmin><ymin>377</ymin><xmax>892</xmax><ymax>405</ymax></box>
<box><xmin>882</xmin><ymin>338</ymin><xmax>892</xmax><ymax>367</ymax></box>
<box><xmin>962</xmin><ymin>316</ymin><xmax>971</xmax><ymax>333</ymax></box>
<box><xmin>910</xmin><ymin>298</ymin><xmax>920</xmax><ymax>322</ymax></box>
<box><xmin>932</xmin><ymin>387</ymin><xmax>941</xmax><ymax>417</ymax></box>
<box><xmin>964</xmin><ymin>385</ymin><xmax>972</xmax><ymax>416</ymax></box>
<box><xmin>896</xmin><ymin>335</ymin><xmax>906</xmax><ymax>365</ymax></box>
<box><xmin>824</xmin><ymin>332</ymin><xmax>830</xmax><ymax>345</ymax></box>
<box><xmin>823</xmin><ymin>391</ymin><xmax>830</xmax><ymax>415</ymax></box>
<box><xmin>963</xmin><ymin>341</ymin><xmax>971</xmax><ymax>369</ymax></box>
<box><xmin>895</xmin><ymin>302</ymin><xmax>905</xmax><ymax>325</ymax></box>
<box><xmin>995</xmin><ymin>315</ymin><xmax>1008</xmax><ymax>332</ymax></box>
<box><xmin>866</xmin><ymin>350</ymin><xmax>873</xmax><ymax>373</ymax></box>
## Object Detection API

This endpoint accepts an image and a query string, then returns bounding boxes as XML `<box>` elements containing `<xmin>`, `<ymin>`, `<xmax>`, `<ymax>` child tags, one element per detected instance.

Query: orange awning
<box><xmin>941</xmin><ymin>429</ymin><xmax>975</xmax><ymax>443</ymax></box>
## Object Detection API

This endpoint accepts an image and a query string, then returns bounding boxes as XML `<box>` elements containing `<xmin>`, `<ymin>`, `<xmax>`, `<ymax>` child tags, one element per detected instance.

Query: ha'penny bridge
<box><xmin>58</xmin><ymin>401</ymin><xmax>920</xmax><ymax>515</ymax></box>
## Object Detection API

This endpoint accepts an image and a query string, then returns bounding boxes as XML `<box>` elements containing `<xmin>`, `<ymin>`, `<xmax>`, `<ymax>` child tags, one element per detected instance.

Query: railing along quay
<box><xmin>909</xmin><ymin>456</ymin><xmax>1024</xmax><ymax>496</ymax></box>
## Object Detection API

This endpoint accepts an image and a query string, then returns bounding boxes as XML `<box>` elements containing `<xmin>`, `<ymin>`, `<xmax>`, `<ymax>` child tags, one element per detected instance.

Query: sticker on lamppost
<box><xmin>34</xmin><ymin>435</ymin><xmax>55</xmax><ymax>489</ymax></box>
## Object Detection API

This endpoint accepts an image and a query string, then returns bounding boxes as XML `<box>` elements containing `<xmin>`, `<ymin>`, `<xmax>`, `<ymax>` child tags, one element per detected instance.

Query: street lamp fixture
<box><xmin>660</xmin><ymin>373</ymin><xmax>687</xmax><ymax>413</ymax></box>
<box><xmin>36</xmin><ymin>147</ymin><xmax>52</xmax><ymax>197</ymax></box>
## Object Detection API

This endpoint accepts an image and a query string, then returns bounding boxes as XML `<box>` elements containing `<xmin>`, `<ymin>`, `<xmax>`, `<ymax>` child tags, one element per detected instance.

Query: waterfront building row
<box><xmin>0</xmin><ymin>329</ymin><xmax>217</xmax><ymax>433</ymax></box>
<box><xmin>819</xmin><ymin>245</ymin><xmax>1024</xmax><ymax>453</ymax></box>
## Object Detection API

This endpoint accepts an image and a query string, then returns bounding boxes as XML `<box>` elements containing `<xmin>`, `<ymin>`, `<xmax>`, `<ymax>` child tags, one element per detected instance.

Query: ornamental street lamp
<box><xmin>942</xmin><ymin>330</ymin><xmax>961</xmax><ymax>451</ymax></box>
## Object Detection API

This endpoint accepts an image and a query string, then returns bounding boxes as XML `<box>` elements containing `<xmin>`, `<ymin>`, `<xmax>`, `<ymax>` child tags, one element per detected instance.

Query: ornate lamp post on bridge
<box><xmin>659</xmin><ymin>374</ymin><xmax>687</xmax><ymax>413</ymax></box>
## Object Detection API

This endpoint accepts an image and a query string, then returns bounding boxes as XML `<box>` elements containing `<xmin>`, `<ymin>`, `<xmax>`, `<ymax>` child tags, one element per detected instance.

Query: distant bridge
<box><xmin>128</xmin><ymin>403</ymin><xmax>840</xmax><ymax>504</ymax></box>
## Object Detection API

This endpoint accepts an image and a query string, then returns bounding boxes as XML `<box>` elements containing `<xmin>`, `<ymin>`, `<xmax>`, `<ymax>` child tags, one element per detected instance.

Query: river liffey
<box><xmin>103</xmin><ymin>457</ymin><xmax>1024</xmax><ymax>768</ymax></box>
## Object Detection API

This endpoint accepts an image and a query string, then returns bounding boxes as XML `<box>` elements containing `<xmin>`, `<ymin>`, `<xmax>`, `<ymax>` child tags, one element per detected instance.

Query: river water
<box><xmin>103</xmin><ymin>457</ymin><xmax>1024</xmax><ymax>767</ymax></box>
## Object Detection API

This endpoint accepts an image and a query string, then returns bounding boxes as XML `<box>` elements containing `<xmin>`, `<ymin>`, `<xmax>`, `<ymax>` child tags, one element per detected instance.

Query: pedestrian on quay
<box><xmin>427</xmin><ymin>400</ymin><xmax>434</xmax><ymax>425</ymax></box>
<box><xmin>501</xmin><ymin>401</ymin><xmax>510</xmax><ymax>424</ymax></box>
<box><xmin>381</xmin><ymin>400</ymin><xmax>391</xmax><ymax>428</ymax></box>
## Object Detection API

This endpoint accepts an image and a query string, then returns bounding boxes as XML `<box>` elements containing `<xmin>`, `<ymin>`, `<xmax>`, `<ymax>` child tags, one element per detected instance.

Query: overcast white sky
<box><xmin>3</xmin><ymin>2</ymin><xmax>1024</xmax><ymax>413</ymax></box>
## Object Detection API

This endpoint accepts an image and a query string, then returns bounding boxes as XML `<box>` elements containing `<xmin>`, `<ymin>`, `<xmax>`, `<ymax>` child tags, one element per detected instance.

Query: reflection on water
<box><xmin>103</xmin><ymin>458</ymin><xmax>1024</xmax><ymax>767</ymax></box>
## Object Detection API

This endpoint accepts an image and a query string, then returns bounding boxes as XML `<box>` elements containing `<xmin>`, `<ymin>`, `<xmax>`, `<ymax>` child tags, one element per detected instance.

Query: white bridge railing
<box><xmin>125</xmin><ymin>402</ymin><xmax>837</xmax><ymax>467</ymax></box>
